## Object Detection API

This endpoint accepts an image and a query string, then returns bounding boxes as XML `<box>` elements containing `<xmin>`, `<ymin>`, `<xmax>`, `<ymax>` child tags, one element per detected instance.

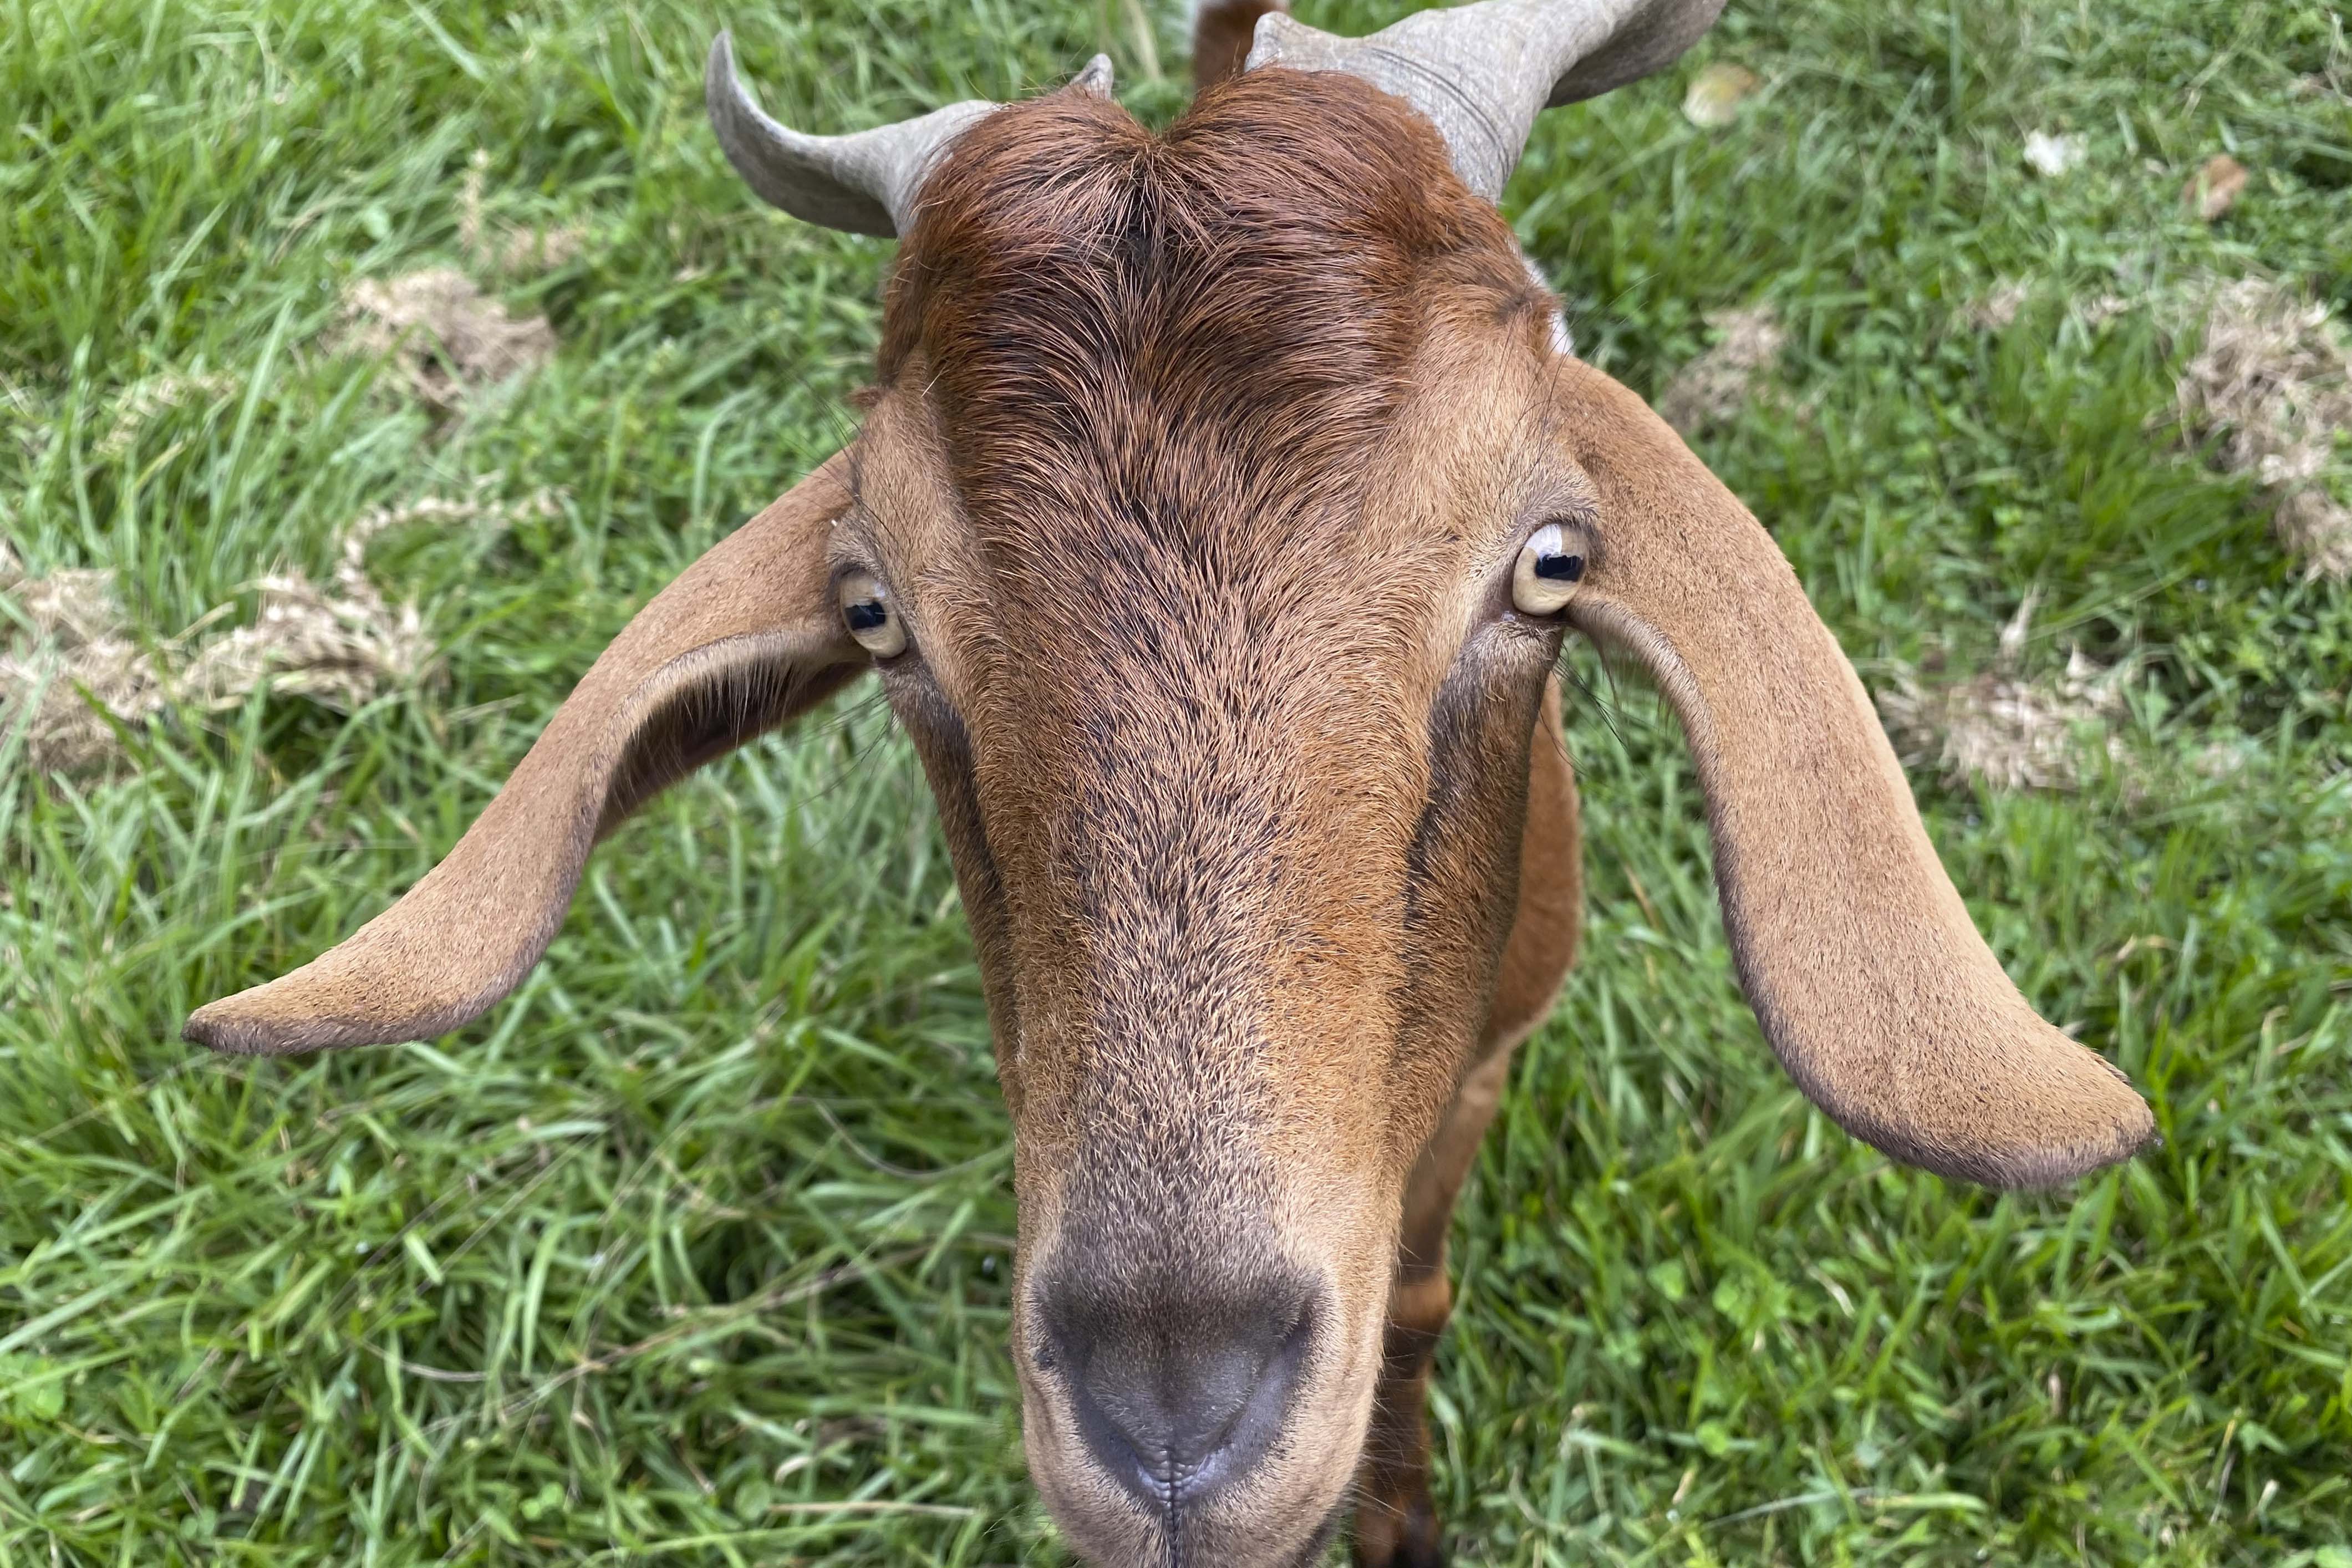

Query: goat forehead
<box><xmin>882</xmin><ymin>70</ymin><xmax>1529</xmax><ymax>583</ymax></box>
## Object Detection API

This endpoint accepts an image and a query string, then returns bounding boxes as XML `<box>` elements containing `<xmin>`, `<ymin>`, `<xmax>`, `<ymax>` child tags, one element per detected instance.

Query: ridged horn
<box><xmin>705</xmin><ymin>30</ymin><xmax>1035</xmax><ymax>237</ymax></box>
<box><xmin>1245</xmin><ymin>0</ymin><xmax>1727</xmax><ymax>200</ymax></box>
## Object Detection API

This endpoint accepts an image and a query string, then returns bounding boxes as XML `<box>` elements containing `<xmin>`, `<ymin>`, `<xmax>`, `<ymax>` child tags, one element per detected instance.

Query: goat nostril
<box><xmin>1040</xmin><ymin>1274</ymin><xmax>1318</xmax><ymax>1507</ymax></box>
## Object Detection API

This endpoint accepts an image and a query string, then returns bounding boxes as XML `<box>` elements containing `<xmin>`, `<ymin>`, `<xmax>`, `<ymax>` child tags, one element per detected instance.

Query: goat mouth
<box><xmin>1151</xmin><ymin>1475</ymin><xmax>1350</xmax><ymax>1568</ymax></box>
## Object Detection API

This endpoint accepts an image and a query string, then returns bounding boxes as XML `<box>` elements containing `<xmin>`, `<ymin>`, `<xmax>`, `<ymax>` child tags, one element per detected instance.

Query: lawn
<box><xmin>3</xmin><ymin>0</ymin><xmax>2349</xmax><ymax>1562</ymax></box>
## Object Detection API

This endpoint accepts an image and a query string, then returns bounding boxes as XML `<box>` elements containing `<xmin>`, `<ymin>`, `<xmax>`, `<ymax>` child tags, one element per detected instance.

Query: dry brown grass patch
<box><xmin>2</xmin><ymin>490</ymin><xmax>556</xmax><ymax>772</ymax></box>
<box><xmin>1874</xmin><ymin>593</ymin><xmax>2132</xmax><ymax>793</ymax></box>
<box><xmin>1656</xmin><ymin>307</ymin><xmax>1785</xmax><ymax>436</ymax></box>
<box><xmin>2174</xmin><ymin>276</ymin><xmax>2352</xmax><ymax>580</ymax></box>
<box><xmin>336</xmin><ymin>268</ymin><xmax>556</xmax><ymax>410</ymax></box>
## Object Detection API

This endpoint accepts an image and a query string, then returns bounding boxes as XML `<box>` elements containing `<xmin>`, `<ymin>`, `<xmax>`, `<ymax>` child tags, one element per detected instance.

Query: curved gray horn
<box><xmin>706</xmin><ymin>30</ymin><xmax>1034</xmax><ymax>237</ymax></box>
<box><xmin>1246</xmin><ymin>0</ymin><xmax>1727</xmax><ymax>201</ymax></box>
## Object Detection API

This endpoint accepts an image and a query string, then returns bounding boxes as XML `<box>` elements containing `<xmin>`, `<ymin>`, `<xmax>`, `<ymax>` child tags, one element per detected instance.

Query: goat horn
<box><xmin>1245</xmin><ymin>0</ymin><xmax>1727</xmax><ymax>201</ymax></box>
<box><xmin>706</xmin><ymin>30</ymin><xmax>1025</xmax><ymax>237</ymax></box>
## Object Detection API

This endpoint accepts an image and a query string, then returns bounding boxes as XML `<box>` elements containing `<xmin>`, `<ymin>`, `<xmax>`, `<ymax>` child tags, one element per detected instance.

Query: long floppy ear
<box><xmin>1549</xmin><ymin>359</ymin><xmax>2157</xmax><ymax>1188</ymax></box>
<box><xmin>185</xmin><ymin>454</ymin><xmax>867</xmax><ymax>1055</ymax></box>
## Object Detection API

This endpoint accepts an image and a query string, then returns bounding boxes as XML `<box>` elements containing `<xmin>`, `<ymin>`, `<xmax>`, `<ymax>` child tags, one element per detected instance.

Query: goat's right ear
<box><xmin>185</xmin><ymin>453</ymin><xmax>868</xmax><ymax>1055</ymax></box>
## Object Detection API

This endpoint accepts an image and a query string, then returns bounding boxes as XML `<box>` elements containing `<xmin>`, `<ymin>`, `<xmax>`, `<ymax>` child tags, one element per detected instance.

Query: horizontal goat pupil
<box><xmin>846</xmin><ymin>601</ymin><xmax>889</xmax><ymax>630</ymax></box>
<box><xmin>1535</xmin><ymin>553</ymin><xmax>1585</xmax><ymax>582</ymax></box>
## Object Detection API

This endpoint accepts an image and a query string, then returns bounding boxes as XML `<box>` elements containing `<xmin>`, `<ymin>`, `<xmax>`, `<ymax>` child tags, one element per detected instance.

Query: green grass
<box><xmin>3</xmin><ymin>0</ymin><xmax>2350</xmax><ymax>1561</ymax></box>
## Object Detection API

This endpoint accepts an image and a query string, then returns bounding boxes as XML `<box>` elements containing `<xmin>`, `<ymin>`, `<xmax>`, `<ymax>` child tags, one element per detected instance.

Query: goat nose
<box><xmin>1040</xmin><ymin>1273</ymin><xmax>1318</xmax><ymax>1506</ymax></box>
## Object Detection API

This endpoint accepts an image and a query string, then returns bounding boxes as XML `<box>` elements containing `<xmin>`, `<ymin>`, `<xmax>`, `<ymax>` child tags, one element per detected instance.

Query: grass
<box><xmin>2</xmin><ymin>0</ymin><xmax>2349</xmax><ymax>1561</ymax></box>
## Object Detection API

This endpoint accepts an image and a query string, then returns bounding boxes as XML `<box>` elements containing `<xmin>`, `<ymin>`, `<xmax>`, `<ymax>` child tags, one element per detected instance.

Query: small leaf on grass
<box><xmin>2183</xmin><ymin>154</ymin><xmax>2249</xmax><ymax>221</ymax></box>
<box><xmin>402</xmin><ymin>1230</ymin><xmax>444</xmax><ymax>1285</ymax></box>
<box><xmin>1683</xmin><ymin>63</ymin><xmax>1759</xmax><ymax>128</ymax></box>
<box><xmin>0</xmin><ymin>1353</ymin><xmax>65</xmax><ymax>1424</ymax></box>
<box><xmin>2236</xmin><ymin>1419</ymin><xmax>2288</xmax><ymax>1453</ymax></box>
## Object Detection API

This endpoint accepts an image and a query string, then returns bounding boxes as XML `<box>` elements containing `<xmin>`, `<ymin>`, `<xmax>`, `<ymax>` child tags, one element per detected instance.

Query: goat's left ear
<box><xmin>185</xmin><ymin>454</ymin><xmax>867</xmax><ymax>1055</ymax></box>
<box><xmin>1544</xmin><ymin>359</ymin><xmax>2157</xmax><ymax>1189</ymax></box>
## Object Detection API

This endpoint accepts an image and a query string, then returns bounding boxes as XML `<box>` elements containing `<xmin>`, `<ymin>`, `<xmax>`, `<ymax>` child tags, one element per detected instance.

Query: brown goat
<box><xmin>187</xmin><ymin>2</ymin><xmax>2158</xmax><ymax>1562</ymax></box>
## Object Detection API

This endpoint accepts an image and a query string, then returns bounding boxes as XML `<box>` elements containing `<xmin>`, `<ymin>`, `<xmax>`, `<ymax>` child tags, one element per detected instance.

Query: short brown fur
<box><xmin>856</xmin><ymin>83</ymin><xmax>1574</xmax><ymax>1562</ymax></box>
<box><xmin>189</xmin><ymin>57</ymin><xmax>2154</xmax><ymax>1568</ymax></box>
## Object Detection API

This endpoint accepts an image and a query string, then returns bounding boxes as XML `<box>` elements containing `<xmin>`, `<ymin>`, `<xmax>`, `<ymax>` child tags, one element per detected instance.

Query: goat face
<box><xmin>856</xmin><ymin>78</ymin><xmax>1585</xmax><ymax>1562</ymax></box>
<box><xmin>187</xmin><ymin>6</ymin><xmax>2157</xmax><ymax>1565</ymax></box>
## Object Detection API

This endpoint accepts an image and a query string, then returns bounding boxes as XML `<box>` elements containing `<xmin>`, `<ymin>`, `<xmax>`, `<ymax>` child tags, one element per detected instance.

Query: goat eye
<box><xmin>1511</xmin><ymin>523</ymin><xmax>1585</xmax><ymax>616</ymax></box>
<box><xmin>837</xmin><ymin>571</ymin><xmax>908</xmax><ymax>658</ymax></box>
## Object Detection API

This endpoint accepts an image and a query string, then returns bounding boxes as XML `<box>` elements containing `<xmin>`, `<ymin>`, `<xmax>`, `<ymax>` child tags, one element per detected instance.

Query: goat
<box><xmin>186</xmin><ymin>1</ymin><xmax>2160</xmax><ymax>1561</ymax></box>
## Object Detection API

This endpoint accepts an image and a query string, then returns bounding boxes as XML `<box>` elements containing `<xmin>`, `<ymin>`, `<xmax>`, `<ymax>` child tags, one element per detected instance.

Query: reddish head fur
<box><xmin>888</xmin><ymin>68</ymin><xmax>1525</xmax><ymax>520</ymax></box>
